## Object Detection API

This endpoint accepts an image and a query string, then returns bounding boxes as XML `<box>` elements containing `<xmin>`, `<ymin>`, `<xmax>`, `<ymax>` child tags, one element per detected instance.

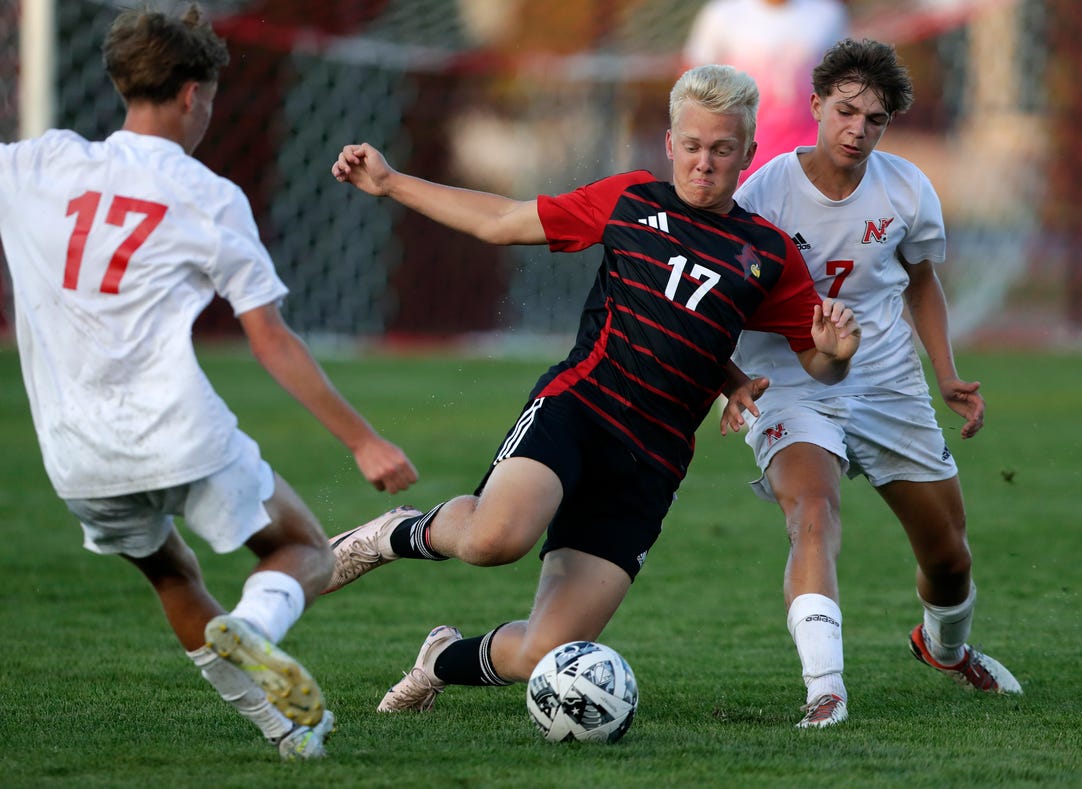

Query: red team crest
<box><xmin>763</xmin><ymin>422</ymin><xmax>789</xmax><ymax>446</ymax></box>
<box><xmin>737</xmin><ymin>243</ymin><xmax>762</xmax><ymax>279</ymax></box>
<box><xmin>861</xmin><ymin>217</ymin><xmax>894</xmax><ymax>244</ymax></box>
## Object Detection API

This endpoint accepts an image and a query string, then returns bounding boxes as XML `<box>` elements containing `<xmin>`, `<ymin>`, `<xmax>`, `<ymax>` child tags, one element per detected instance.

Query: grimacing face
<box><xmin>666</xmin><ymin>101</ymin><xmax>755</xmax><ymax>214</ymax></box>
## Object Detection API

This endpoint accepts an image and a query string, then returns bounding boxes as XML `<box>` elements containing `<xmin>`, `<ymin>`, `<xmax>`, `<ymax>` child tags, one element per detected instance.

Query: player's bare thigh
<box><xmin>765</xmin><ymin>441</ymin><xmax>844</xmax><ymax>512</ymax></box>
<box><xmin>876</xmin><ymin>477</ymin><xmax>969</xmax><ymax>558</ymax></box>
<box><xmin>490</xmin><ymin>547</ymin><xmax>630</xmax><ymax>681</ymax></box>
<box><xmin>434</xmin><ymin>456</ymin><xmax>563</xmax><ymax>565</ymax></box>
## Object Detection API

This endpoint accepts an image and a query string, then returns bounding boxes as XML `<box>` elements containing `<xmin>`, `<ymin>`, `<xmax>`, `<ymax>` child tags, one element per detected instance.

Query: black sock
<box><xmin>433</xmin><ymin>624</ymin><xmax>514</xmax><ymax>686</ymax></box>
<box><xmin>389</xmin><ymin>503</ymin><xmax>449</xmax><ymax>560</ymax></box>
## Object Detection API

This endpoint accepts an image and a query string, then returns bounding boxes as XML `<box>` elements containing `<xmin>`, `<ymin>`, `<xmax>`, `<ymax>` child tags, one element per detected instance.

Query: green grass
<box><xmin>0</xmin><ymin>344</ymin><xmax>1079</xmax><ymax>787</ymax></box>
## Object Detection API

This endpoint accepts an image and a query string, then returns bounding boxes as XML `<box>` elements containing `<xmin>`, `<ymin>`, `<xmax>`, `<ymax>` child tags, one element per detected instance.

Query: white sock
<box><xmin>188</xmin><ymin>645</ymin><xmax>292</xmax><ymax>741</ymax></box>
<box><xmin>230</xmin><ymin>570</ymin><xmax>305</xmax><ymax>645</ymax></box>
<box><xmin>919</xmin><ymin>583</ymin><xmax>975</xmax><ymax>666</ymax></box>
<box><xmin>787</xmin><ymin>593</ymin><xmax>846</xmax><ymax>703</ymax></box>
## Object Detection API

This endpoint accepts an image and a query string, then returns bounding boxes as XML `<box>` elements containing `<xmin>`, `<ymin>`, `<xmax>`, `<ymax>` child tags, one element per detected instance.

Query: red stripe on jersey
<box><xmin>564</xmin><ymin>388</ymin><xmax>685</xmax><ymax>478</ymax></box>
<box><xmin>620</xmin><ymin>190</ymin><xmax>666</xmax><ymax>212</ymax></box>
<box><xmin>584</xmin><ymin>375</ymin><xmax>688</xmax><ymax>440</ymax></box>
<box><xmin>537</xmin><ymin>306</ymin><xmax>614</xmax><ymax>396</ymax></box>
<box><xmin>645</xmin><ymin>205</ymin><xmax>787</xmax><ymax>264</ymax></box>
<box><xmin>608</xmin><ymin>256</ymin><xmax>746</xmax><ymax>329</ymax></box>
<box><xmin>740</xmin><ymin>215</ymin><xmax>820</xmax><ymax>352</ymax></box>
<box><xmin>613</xmin><ymin>215</ymin><xmax>772</xmax><ymax>302</ymax></box>
<box><xmin>604</xmin><ymin>355</ymin><xmax>693</xmax><ymax>414</ymax></box>
<box><xmin>535</xmin><ymin>311</ymin><xmax>693</xmax><ymax>449</ymax></box>
<box><xmin>610</xmin><ymin>219</ymin><xmax>673</xmax><ymax>246</ymax></box>
<box><xmin>612</xmin><ymin>302</ymin><xmax>726</xmax><ymax>363</ymax></box>
<box><xmin>607</xmin><ymin>327</ymin><xmax>717</xmax><ymax>399</ymax></box>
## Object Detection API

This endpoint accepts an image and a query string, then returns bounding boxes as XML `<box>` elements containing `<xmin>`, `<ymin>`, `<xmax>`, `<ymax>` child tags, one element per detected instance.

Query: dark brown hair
<box><xmin>103</xmin><ymin>3</ymin><xmax>229</xmax><ymax>104</ymax></box>
<box><xmin>812</xmin><ymin>38</ymin><xmax>914</xmax><ymax>116</ymax></box>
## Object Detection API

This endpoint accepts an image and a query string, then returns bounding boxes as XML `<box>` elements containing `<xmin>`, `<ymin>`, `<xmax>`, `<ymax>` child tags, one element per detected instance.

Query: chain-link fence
<box><xmin>1</xmin><ymin>0</ymin><xmax>1074</xmax><ymax>348</ymax></box>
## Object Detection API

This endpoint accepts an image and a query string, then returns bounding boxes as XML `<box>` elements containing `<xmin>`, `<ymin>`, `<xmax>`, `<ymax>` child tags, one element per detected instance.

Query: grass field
<box><xmin>1</xmin><ymin>343</ymin><xmax>1079</xmax><ymax>788</ymax></box>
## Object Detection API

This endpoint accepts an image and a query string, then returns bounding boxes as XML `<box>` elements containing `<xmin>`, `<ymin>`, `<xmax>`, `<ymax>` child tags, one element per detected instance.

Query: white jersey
<box><xmin>731</xmin><ymin>148</ymin><xmax>947</xmax><ymax>409</ymax></box>
<box><xmin>0</xmin><ymin>129</ymin><xmax>287</xmax><ymax>498</ymax></box>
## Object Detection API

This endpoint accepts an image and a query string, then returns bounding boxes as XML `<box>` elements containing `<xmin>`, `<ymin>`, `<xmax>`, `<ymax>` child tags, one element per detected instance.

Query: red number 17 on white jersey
<box><xmin>64</xmin><ymin>190</ymin><xmax>168</xmax><ymax>294</ymax></box>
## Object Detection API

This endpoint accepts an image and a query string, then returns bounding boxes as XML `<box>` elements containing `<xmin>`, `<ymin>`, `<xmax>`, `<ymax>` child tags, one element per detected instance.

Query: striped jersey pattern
<box><xmin>532</xmin><ymin>170</ymin><xmax>821</xmax><ymax>481</ymax></box>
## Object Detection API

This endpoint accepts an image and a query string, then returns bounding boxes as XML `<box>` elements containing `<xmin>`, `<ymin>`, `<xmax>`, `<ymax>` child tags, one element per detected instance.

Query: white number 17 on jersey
<box><xmin>664</xmin><ymin>255</ymin><xmax>720</xmax><ymax>312</ymax></box>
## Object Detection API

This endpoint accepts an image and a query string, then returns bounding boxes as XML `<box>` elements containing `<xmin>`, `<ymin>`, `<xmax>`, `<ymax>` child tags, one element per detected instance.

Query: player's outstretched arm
<box><xmin>903</xmin><ymin>259</ymin><xmax>985</xmax><ymax>438</ymax></box>
<box><xmin>796</xmin><ymin>298</ymin><xmax>861</xmax><ymax>385</ymax></box>
<box><xmin>238</xmin><ymin>303</ymin><xmax>418</xmax><ymax>494</ymax></box>
<box><xmin>331</xmin><ymin>142</ymin><xmax>546</xmax><ymax>246</ymax></box>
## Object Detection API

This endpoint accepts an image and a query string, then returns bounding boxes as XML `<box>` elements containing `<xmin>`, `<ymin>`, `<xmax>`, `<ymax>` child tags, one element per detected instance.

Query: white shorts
<box><xmin>65</xmin><ymin>431</ymin><xmax>275</xmax><ymax>558</ymax></box>
<box><xmin>744</xmin><ymin>392</ymin><xmax>958</xmax><ymax>502</ymax></box>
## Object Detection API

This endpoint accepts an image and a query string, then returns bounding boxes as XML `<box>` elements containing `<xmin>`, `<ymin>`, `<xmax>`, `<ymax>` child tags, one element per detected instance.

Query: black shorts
<box><xmin>476</xmin><ymin>392</ymin><xmax>678</xmax><ymax>580</ymax></box>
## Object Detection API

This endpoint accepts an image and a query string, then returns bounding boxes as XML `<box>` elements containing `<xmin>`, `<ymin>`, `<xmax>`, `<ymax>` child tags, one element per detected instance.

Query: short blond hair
<box><xmin>669</xmin><ymin>65</ymin><xmax>759</xmax><ymax>153</ymax></box>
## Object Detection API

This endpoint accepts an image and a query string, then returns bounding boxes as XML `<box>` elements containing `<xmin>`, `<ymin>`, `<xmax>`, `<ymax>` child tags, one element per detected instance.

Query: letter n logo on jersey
<box><xmin>862</xmin><ymin>217</ymin><xmax>895</xmax><ymax>244</ymax></box>
<box><xmin>763</xmin><ymin>422</ymin><xmax>789</xmax><ymax>447</ymax></box>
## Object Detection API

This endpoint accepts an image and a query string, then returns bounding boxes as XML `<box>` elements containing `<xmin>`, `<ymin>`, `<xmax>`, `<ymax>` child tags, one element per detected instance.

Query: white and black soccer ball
<box><xmin>526</xmin><ymin>641</ymin><xmax>638</xmax><ymax>743</ymax></box>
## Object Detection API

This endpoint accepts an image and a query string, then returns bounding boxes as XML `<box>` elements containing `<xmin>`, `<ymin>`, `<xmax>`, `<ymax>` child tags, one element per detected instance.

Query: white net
<box><xmin>0</xmin><ymin>0</ymin><xmax>1071</xmax><ymax>345</ymax></box>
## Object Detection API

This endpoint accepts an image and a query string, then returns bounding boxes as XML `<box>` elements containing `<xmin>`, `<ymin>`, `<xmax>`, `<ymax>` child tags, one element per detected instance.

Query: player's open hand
<box><xmin>812</xmin><ymin>297</ymin><xmax>861</xmax><ymax>361</ymax></box>
<box><xmin>354</xmin><ymin>436</ymin><xmax>419</xmax><ymax>494</ymax></box>
<box><xmin>719</xmin><ymin>375</ymin><xmax>769</xmax><ymax>436</ymax></box>
<box><xmin>331</xmin><ymin>143</ymin><xmax>395</xmax><ymax>196</ymax></box>
<box><xmin>940</xmin><ymin>377</ymin><xmax>985</xmax><ymax>438</ymax></box>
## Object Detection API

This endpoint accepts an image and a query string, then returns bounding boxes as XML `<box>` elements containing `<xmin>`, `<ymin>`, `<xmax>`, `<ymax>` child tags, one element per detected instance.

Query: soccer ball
<box><xmin>526</xmin><ymin>641</ymin><xmax>638</xmax><ymax>743</ymax></box>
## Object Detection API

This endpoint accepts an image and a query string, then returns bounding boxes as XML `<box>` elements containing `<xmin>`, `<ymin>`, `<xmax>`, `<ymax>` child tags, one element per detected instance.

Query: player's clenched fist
<box><xmin>331</xmin><ymin>143</ymin><xmax>395</xmax><ymax>196</ymax></box>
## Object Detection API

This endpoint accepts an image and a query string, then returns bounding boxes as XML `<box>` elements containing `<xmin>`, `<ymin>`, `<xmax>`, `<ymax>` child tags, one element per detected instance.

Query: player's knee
<box><xmin>456</xmin><ymin>514</ymin><xmax>532</xmax><ymax>565</ymax></box>
<box><xmin>781</xmin><ymin>494</ymin><xmax>841</xmax><ymax>547</ymax></box>
<box><xmin>459</xmin><ymin>529</ymin><xmax>529</xmax><ymax>566</ymax></box>
<box><xmin>517</xmin><ymin>635</ymin><xmax>567</xmax><ymax>678</ymax></box>
<box><xmin>915</xmin><ymin>511</ymin><xmax>971</xmax><ymax>581</ymax></box>
<box><xmin>924</xmin><ymin>544</ymin><xmax>972</xmax><ymax>585</ymax></box>
<box><xmin>174</xmin><ymin>540</ymin><xmax>204</xmax><ymax>581</ymax></box>
<box><xmin>516</xmin><ymin>640</ymin><xmax>556</xmax><ymax>678</ymax></box>
<box><xmin>134</xmin><ymin>533</ymin><xmax>204</xmax><ymax>589</ymax></box>
<box><xmin>285</xmin><ymin>515</ymin><xmax>334</xmax><ymax>588</ymax></box>
<box><xmin>516</xmin><ymin>626</ymin><xmax>600</xmax><ymax>680</ymax></box>
<box><xmin>258</xmin><ymin>485</ymin><xmax>328</xmax><ymax>548</ymax></box>
<box><xmin>309</xmin><ymin>538</ymin><xmax>334</xmax><ymax>588</ymax></box>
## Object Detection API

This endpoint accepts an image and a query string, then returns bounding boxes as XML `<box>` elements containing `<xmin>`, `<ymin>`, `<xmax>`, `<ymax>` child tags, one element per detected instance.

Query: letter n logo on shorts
<box><xmin>764</xmin><ymin>422</ymin><xmax>788</xmax><ymax>447</ymax></box>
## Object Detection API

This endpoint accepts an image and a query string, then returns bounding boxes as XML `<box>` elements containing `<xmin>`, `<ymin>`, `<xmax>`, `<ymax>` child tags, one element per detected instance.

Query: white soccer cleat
<box><xmin>204</xmin><ymin>615</ymin><xmax>325</xmax><ymax>726</ymax></box>
<box><xmin>377</xmin><ymin>625</ymin><xmax>463</xmax><ymax>712</ymax></box>
<box><xmin>909</xmin><ymin>624</ymin><xmax>1022</xmax><ymax>694</ymax></box>
<box><xmin>323</xmin><ymin>505</ymin><xmax>422</xmax><ymax>594</ymax></box>
<box><xmin>795</xmin><ymin>693</ymin><xmax>848</xmax><ymax>729</ymax></box>
<box><xmin>276</xmin><ymin>709</ymin><xmax>336</xmax><ymax>761</ymax></box>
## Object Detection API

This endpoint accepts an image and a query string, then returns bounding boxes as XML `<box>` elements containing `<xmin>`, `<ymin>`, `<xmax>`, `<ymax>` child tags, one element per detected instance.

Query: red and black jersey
<box><xmin>532</xmin><ymin>170</ymin><xmax>821</xmax><ymax>481</ymax></box>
